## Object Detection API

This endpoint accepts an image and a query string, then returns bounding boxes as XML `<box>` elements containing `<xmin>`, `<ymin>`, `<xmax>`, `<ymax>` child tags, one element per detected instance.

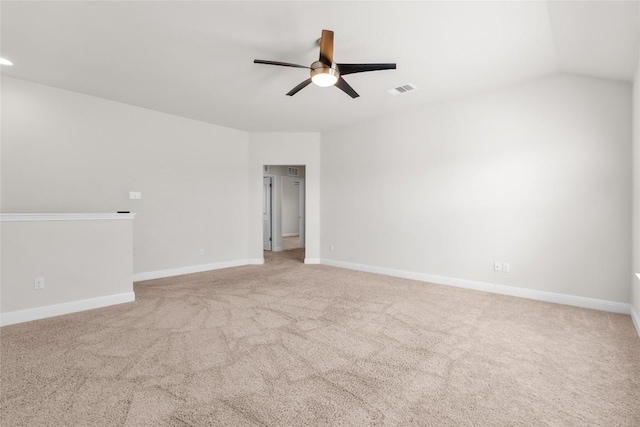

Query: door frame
<box><xmin>263</xmin><ymin>174</ymin><xmax>276</xmax><ymax>251</ymax></box>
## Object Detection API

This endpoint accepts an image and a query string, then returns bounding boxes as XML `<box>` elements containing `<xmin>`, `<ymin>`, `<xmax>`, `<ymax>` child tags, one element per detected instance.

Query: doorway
<box><xmin>262</xmin><ymin>165</ymin><xmax>306</xmax><ymax>255</ymax></box>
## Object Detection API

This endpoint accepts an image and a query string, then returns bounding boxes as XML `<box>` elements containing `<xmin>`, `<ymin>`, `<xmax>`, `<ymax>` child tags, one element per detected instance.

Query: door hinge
<box><xmin>270</xmin><ymin>183</ymin><xmax>272</xmax><ymax>187</ymax></box>
<box><xmin>269</xmin><ymin>237</ymin><xmax>272</xmax><ymax>241</ymax></box>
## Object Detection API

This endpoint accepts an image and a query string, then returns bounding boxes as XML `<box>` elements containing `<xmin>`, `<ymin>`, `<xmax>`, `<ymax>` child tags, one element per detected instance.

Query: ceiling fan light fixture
<box><xmin>310</xmin><ymin>62</ymin><xmax>339</xmax><ymax>87</ymax></box>
<box><xmin>254</xmin><ymin>30</ymin><xmax>395</xmax><ymax>98</ymax></box>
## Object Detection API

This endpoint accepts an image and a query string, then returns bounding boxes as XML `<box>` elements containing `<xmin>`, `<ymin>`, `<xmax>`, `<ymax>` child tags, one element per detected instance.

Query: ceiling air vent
<box><xmin>386</xmin><ymin>83</ymin><xmax>417</xmax><ymax>96</ymax></box>
<box><xmin>288</xmin><ymin>167</ymin><xmax>299</xmax><ymax>177</ymax></box>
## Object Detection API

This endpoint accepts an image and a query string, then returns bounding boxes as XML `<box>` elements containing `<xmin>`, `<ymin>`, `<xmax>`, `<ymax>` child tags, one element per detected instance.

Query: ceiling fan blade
<box><xmin>335</xmin><ymin>77</ymin><xmax>359</xmax><ymax>99</ymax></box>
<box><xmin>254</xmin><ymin>59</ymin><xmax>310</xmax><ymax>69</ymax></box>
<box><xmin>286</xmin><ymin>78</ymin><xmax>313</xmax><ymax>96</ymax></box>
<box><xmin>336</xmin><ymin>63</ymin><xmax>397</xmax><ymax>75</ymax></box>
<box><xmin>319</xmin><ymin>29</ymin><xmax>334</xmax><ymax>66</ymax></box>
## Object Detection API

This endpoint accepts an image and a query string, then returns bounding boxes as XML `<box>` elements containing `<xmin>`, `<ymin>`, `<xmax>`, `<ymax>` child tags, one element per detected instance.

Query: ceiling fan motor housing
<box><xmin>310</xmin><ymin>61</ymin><xmax>340</xmax><ymax>87</ymax></box>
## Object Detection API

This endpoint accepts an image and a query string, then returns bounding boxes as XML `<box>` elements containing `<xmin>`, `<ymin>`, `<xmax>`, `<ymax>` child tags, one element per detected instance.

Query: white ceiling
<box><xmin>1</xmin><ymin>1</ymin><xmax>638</xmax><ymax>132</ymax></box>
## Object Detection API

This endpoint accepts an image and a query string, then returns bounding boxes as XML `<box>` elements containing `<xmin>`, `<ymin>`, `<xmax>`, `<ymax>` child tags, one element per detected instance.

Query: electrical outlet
<box><xmin>198</xmin><ymin>248</ymin><xmax>204</xmax><ymax>256</ymax></box>
<box><xmin>330</xmin><ymin>244</ymin><xmax>334</xmax><ymax>252</ymax></box>
<box><xmin>494</xmin><ymin>262</ymin><xmax>502</xmax><ymax>272</ymax></box>
<box><xmin>502</xmin><ymin>263</ymin><xmax>510</xmax><ymax>273</ymax></box>
<box><xmin>129</xmin><ymin>191</ymin><xmax>142</xmax><ymax>200</ymax></box>
<box><xmin>34</xmin><ymin>277</ymin><xmax>44</xmax><ymax>290</ymax></box>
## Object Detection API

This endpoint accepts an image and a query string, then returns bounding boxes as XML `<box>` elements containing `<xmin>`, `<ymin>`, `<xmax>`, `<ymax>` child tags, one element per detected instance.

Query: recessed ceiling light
<box><xmin>0</xmin><ymin>58</ymin><xmax>14</xmax><ymax>66</ymax></box>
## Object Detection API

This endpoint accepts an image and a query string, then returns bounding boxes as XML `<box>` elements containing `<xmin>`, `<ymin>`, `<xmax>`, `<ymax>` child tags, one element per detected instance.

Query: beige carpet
<box><xmin>281</xmin><ymin>236</ymin><xmax>300</xmax><ymax>251</ymax></box>
<box><xmin>2</xmin><ymin>248</ymin><xmax>639</xmax><ymax>426</ymax></box>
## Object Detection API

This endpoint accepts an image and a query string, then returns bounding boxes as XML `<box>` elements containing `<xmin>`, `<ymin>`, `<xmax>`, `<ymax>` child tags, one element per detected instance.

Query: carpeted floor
<box><xmin>1</xmin><ymin>248</ymin><xmax>639</xmax><ymax>426</ymax></box>
<box><xmin>281</xmin><ymin>236</ymin><xmax>300</xmax><ymax>251</ymax></box>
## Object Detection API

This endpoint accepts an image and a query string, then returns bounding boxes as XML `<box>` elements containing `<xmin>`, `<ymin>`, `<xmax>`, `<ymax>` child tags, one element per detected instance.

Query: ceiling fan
<box><xmin>254</xmin><ymin>29</ymin><xmax>396</xmax><ymax>99</ymax></box>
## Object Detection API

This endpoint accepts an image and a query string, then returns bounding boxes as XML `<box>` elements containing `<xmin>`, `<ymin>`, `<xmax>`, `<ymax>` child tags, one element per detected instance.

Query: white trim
<box><xmin>273</xmin><ymin>246</ymin><xmax>283</xmax><ymax>252</ymax></box>
<box><xmin>304</xmin><ymin>258</ymin><xmax>321</xmax><ymax>264</ymax></box>
<box><xmin>320</xmin><ymin>259</ymin><xmax>630</xmax><ymax>314</ymax></box>
<box><xmin>282</xmin><ymin>233</ymin><xmax>300</xmax><ymax>237</ymax></box>
<box><xmin>1</xmin><ymin>213</ymin><xmax>136</xmax><ymax>222</ymax></box>
<box><xmin>633</xmin><ymin>274</ymin><xmax>640</xmax><ymax>337</ymax></box>
<box><xmin>133</xmin><ymin>259</ymin><xmax>260</xmax><ymax>282</ymax></box>
<box><xmin>0</xmin><ymin>292</ymin><xmax>135</xmax><ymax>327</ymax></box>
<box><xmin>631</xmin><ymin>305</ymin><xmax>640</xmax><ymax>339</ymax></box>
<box><xmin>629</xmin><ymin>304</ymin><xmax>640</xmax><ymax>338</ymax></box>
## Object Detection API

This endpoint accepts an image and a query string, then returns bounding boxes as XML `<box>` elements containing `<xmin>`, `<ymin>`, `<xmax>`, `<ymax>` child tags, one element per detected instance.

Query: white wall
<box><xmin>632</xmin><ymin>43</ymin><xmax>640</xmax><ymax>325</ymax></box>
<box><xmin>321</xmin><ymin>74</ymin><xmax>632</xmax><ymax>304</ymax></box>
<box><xmin>1</xmin><ymin>77</ymin><xmax>250</xmax><ymax>276</ymax></box>
<box><xmin>3</xmin><ymin>72</ymin><xmax>634</xmax><ymax>314</ymax></box>
<box><xmin>1</xmin><ymin>215</ymin><xmax>135</xmax><ymax>325</ymax></box>
<box><xmin>249</xmin><ymin>134</ymin><xmax>320</xmax><ymax>263</ymax></box>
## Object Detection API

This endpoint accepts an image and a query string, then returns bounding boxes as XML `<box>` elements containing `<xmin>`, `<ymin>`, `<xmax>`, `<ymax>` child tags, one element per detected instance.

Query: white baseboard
<box><xmin>304</xmin><ymin>258</ymin><xmax>321</xmax><ymax>264</ymax></box>
<box><xmin>282</xmin><ymin>233</ymin><xmax>300</xmax><ymax>237</ymax></box>
<box><xmin>1</xmin><ymin>292</ymin><xmax>135</xmax><ymax>327</ymax></box>
<box><xmin>133</xmin><ymin>259</ymin><xmax>264</xmax><ymax>282</ymax></box>
<box><xmin>631</xmin><ymin>305</ymin><xmax>640</xmax><ymax>338</ymax></box>
<box><xmin>320</xmin><ymin>259</ymin><xmax>630</xmax><ymax>315</ymax></box>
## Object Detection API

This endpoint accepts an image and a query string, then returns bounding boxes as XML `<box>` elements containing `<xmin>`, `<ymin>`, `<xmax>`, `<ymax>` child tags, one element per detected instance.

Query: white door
<box><xmin>263</xmin><ymin>177</ymin><xmax>272</xmax><ymax>250</ymax></box>
<box><xmin>282</xmin><ymin>178</ymin><xmax>300</xmax><ymax>237</ymax></box>
<box><xmin>282</xmin><ymin>177</ymin><xmax>305</xmax><ymax>249</ymax></box>
<box><xmin>297</xmin><ymin>179</ymin><xmax>305</xmax><ymax>248</ymax></box>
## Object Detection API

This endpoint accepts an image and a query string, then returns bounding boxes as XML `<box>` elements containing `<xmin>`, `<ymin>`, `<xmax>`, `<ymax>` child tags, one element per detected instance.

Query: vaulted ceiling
<box><xmin>1</xmin><ymin>1</ymin><xmax>638</xmax><ymax>132</ymax></box>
